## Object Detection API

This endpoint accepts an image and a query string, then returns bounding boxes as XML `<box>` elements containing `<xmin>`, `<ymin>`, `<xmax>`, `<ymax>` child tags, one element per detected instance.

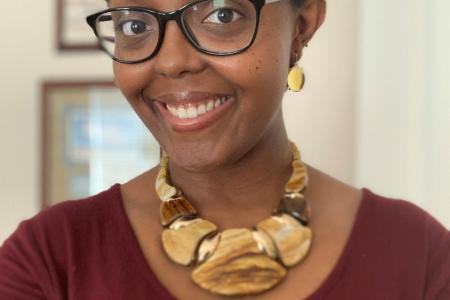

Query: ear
<box><xmin>291</xmin><ymin>0</ymin><xmax>327</xmax><ymax>62</ymax></box>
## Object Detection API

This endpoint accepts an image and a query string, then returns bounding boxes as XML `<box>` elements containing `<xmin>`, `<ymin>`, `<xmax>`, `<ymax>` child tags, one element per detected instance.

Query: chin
<box><xmin>180</xmin><ymin>162</ymin><xmax>221</xmax><ymax>174</ymax></box>
<box><xmin>164</xmin><ymin>141</ymin><xmax>241</xmax><ymax>174</ymax></box>
<box><xmin>170</xmin><ymin>154</ymin><xmax>227</xmax><ymax>174</ymax></box>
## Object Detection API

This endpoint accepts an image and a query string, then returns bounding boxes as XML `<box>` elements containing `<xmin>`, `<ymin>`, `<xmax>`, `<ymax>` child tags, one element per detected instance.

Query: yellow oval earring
<box><xmin>287</xmin><ymin>52</ymin><xmax>305</xmax><ymax>92</ymax></box>
<box><xmin>287</xmin><ymin>64</ymin><xmax>305</xmax><ymax>92</ymax></box>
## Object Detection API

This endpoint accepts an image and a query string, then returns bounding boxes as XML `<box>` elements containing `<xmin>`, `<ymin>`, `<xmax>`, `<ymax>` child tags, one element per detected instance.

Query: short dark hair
<box><xmin>104</xmin><ymin>0</ymin><xmax>306</xmax><ymax>7</ymax></box>
<box><xmin>291</xmin><ymin>0</ymin><xmax>305</xmax><ymax>7</ymax></box>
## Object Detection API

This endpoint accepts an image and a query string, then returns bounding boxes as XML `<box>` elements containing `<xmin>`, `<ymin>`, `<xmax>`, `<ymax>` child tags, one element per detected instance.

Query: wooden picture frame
<box><xmin>56</xmin><ymin>0</ymin><xmax>106</xmax><ymax>50</ymax></box>
<box><xmin>41</xmin><ymin>81</ymin><xmax>160</xmax><ymax>208</ymax></box>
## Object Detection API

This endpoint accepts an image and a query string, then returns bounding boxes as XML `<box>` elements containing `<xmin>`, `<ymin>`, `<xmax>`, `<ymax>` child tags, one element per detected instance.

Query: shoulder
<box><xmin>361</xmin><ymin>188</ymin><xmax>448</xmax><ymax>238</ymax></box>
<box><xmin>0</xmin><ymin>184</ymin><xmax>124</xmax><ymax>298</ymax></box>
<box><xmin>1</xmin><ymin>184</ymin><xmax>124</xmax><ymax>256</ymax></box>
<box><xmin>359</xmin><ymin>189</ymin><xmax>450</xmax><ymax>299</ymax></box>
<box><xmin>362</xmin><ymin>188</ymin><xmax>428</xmax><ymax>217</ymax></box>
<box><xmin>27</xmin><ymin>184</ymin><xmax>123</xmax><ymax>234</ymax></box>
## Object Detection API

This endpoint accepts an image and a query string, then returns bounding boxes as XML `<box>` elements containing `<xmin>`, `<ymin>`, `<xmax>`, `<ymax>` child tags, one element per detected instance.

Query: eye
<box><xmin>203</xmin><ymin>8</ymin><xmax>242</xmax><ymax>24</ymax></box>
<box><xmin>120</xmin><ymin>20</ymin><xmax>151</xmax><ymax>36</ymax></box>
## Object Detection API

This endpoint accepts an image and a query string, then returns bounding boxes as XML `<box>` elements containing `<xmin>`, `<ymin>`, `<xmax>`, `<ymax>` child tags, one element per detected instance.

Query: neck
<box><xmin>168</xmin><ymin>130</ymin><xmax>293</xmax><ymax>228</ymax></box>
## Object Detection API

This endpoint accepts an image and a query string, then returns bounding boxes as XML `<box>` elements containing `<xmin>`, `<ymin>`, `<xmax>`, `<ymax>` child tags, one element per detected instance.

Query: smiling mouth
<box><xmin>163</xmin><ymin>96</ymin><xmax>232</xmax><ymax>119</ymax></box>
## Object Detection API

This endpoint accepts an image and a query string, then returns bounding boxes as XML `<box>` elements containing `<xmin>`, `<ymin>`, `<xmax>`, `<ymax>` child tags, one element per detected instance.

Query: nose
<box><xmin>153</xmin><ymin>21</ymin><xmax>206</xmax><ymax>78</ymax></box>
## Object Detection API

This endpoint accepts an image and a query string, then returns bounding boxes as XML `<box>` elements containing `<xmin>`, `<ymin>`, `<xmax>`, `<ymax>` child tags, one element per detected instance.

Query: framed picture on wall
<box><xmin>56</xmin><ymin>0</ymin><xmax>107</xmax><ymax>50</ymax></box>
<box><xmin>41</xmin><ymin>81</ymin><xmax>161</xmax><ymax>207</ymax></box>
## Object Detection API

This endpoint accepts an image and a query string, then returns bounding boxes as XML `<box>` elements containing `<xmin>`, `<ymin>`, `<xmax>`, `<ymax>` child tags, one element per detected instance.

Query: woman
<box><xmin>0</xmin><ymin>0</ymin><xmax>449</xmax><ymax>299</ymax></box>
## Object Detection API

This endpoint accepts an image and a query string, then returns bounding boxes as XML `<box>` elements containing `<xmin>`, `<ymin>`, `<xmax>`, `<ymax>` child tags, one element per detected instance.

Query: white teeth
<box><xmin>178</xmin><ymin>107</ymin><xmax>187</xmax><ymax>119</ymax></box>
<box><xmin>206</xmin><ymin>100</ymin><xmax>214</xmax><ymax>112</ymax></box>
<box><xmin>167</xmin><ymin>105</ymin><xmax>176</xmax><ymax>115</ymax></box>
<box><xmin>165</xmin><ymin>96</ymin><xmax>230</xmax><ymax>119</ymax></box>
<box><xmin>198</xmin><ymin>104</ymin><xmax>207</xmax><ymax>115</ymax></box>
<box><xmin>187</xmin><ymin>106</ymin><xmax>198</xmax><ymax>118</ymax></box>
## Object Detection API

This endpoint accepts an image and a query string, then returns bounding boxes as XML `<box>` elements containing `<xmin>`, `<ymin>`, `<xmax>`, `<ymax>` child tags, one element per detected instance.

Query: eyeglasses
<box><xmin>86</xmin><ymin>0</ymin><xmax>283</xmax><ymax>64</ymax></box>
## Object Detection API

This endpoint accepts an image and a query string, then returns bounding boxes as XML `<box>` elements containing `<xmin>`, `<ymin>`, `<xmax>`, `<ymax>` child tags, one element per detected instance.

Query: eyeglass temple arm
<box><xmin>265</xmin><ymin>0</ymin><xmax>283</xmax><ymax>3</ymax></box>
<box><xmin>93</xmin><ymin>15</ymin><xmax>115</xmax><ymax>42</ymax></box>
<box><xmin>99</xmin><ymin>15</ymin><xmax>112</xmax><ymax>22</ymax></box>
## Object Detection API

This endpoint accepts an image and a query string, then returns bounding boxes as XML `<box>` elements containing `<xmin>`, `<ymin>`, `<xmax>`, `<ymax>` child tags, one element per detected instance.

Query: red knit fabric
<box><xmin>1</xmin><ymin>185</ymin><xmax>449</xmax><ymax>299</ymax></box>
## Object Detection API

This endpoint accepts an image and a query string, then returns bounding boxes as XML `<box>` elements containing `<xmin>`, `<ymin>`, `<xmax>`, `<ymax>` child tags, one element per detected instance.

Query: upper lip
<box><xmin>151</xmin><ymin>91</ymin><xmax>232</xmax><ymax>106</ymax></box>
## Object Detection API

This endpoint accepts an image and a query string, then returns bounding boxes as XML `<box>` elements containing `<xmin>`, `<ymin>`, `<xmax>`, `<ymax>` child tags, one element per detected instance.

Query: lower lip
<box><xmin>153</xmin><ymin>98</ymin><xmax>235</xmax><ymax>132</ymax></box>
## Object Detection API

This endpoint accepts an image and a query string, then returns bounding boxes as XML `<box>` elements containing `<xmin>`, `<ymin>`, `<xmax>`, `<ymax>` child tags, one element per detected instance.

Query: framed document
<box><xmin>57</xmin><ymin>0</ymin><xmax>107</xmax><ymax>50</ymax></box>
<box><xmin>41</xmin><ymin>81</ymin><xmax>160</xmax><ymax>207</ymax></box>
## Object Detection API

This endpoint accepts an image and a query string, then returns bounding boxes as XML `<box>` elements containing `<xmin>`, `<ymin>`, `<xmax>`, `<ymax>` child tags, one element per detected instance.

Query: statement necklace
<box><xmin>155</xmin><ymin>142</ymin><xmax>312</xmax><ymax>296</ymax></box>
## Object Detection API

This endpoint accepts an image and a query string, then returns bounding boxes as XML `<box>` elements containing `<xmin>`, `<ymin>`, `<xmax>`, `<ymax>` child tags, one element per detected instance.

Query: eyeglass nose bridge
<box><xmin>153</xmin><ymin>9</ymin><xmax>201</xmax><ymax>59</ymax></box>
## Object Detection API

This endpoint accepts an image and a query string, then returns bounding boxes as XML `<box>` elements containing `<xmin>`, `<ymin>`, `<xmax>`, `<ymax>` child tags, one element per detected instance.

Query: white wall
<box><xmin>425</xmin><ymin>0</ymin><xmax>450</xmax><ymax>227</ymax></box>
<box><xmin>0</xmin><ymin>0</ymin><xmax>111</xmax><ymax>242</ymax></box>
<box><xmin>285</xmin><ymin>0</ymin><xmax>358</xmax><ymax>185</ymax></box>
<box><xmin>356</xmin><ymin>0</ymin><xmax>450</xmax><ymax>227</ymax></box>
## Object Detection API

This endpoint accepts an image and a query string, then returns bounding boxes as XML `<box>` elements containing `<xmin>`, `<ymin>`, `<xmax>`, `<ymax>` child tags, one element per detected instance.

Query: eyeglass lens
<box><xmin>94</xmin><ymin>0</ymin><xmax>258</xmax><ymax>62</ymax></box>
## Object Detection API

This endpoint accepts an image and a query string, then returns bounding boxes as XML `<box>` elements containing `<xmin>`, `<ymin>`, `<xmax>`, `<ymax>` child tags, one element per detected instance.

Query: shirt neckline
<box><xmin>112</xmin><ymin>184</ymin><xmax>371</xmax><ymax>299</ymax></box>
<box><xmin>304</xmin><ymin>188</ymin><xmax>371</xmax><ymax>299</ymax></box>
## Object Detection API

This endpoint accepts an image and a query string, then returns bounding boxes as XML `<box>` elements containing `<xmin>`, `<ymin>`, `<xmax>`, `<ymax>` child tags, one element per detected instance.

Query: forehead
<box><xmin>108</xmin><ymin>0</ymin><xmax>205</xmax><ymax>9</ymax></box>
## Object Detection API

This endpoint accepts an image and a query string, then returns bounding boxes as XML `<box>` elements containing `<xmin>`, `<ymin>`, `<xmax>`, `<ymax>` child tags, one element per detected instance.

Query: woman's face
<box><xmin>111</xmin><ymin>0</ymin><xmax>303</xmax><ymax>171</ymax></box>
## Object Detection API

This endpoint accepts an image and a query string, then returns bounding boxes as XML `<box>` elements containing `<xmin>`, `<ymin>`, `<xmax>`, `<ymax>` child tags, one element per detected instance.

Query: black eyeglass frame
<box><xmin>86</xmin><ymin>0</ymin><xmax>279</xmax><ymax>64</ymax></box>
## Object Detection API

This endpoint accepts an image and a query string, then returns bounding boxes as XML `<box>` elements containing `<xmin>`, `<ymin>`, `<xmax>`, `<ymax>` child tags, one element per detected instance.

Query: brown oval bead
<box><xmin>160</xmin><ymin>197</ymin><xmax>198</xmax><ymax>227</ymax></box>
<box><xmin>277</xmin><ymin>193</ymin><xmax>310</xmax><ymax>225</ymax></box>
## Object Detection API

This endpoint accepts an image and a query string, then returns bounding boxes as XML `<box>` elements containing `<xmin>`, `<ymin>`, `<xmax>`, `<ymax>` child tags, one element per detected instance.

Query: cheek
<box><xmin>219</xmin><ymin>35</ymin><xmax>291</xmax><ymax>120</ymax></box>
<box><xmin>113</xmin><ymin>62</ymin><xmax>153</xmax><ymax>105</ymax></box>
<box><xmin>113</xmin><ymin>62</ymin><xmax>163</xmax><ymax>136</ymax></box>
<box><xmin>227</xmin><ymin>21</ymin><xmax>291</xmax><ymax>97</ymax></box>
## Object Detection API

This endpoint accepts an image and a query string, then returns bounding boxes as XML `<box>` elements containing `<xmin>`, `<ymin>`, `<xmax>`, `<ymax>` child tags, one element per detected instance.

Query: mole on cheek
<box><xmin>255</xmin><ymin>59</ymin><xmax>262</xmax><ymax>71</ymax></box>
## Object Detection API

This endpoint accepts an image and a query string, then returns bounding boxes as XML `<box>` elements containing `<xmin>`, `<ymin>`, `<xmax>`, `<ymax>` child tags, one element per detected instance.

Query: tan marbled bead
<box><xmin>252</xmin><ymin>229</ymin><xmax>277</xmax><ymax>259</ymax></box>
<box><xmin>155</xmin><ymin>164</ymin><xmax>177</xmax><ymax>202</ymax></box>
<box><xmin>160</xmin><ymin>197</ymin><xmax>197</xmax><ymax>227</ymax></box>
<box><xmin>162</xmin><ymin>218</ymin><xmax>217</xmax><ymax>266</ymax></box>
<box><xmin>285</xmin><ymin>160</ymin><xmax>308</xmax><ymax>193</ymax></box>
<box><xmin>289</xmin><ymin>142</ymin><xmax>301</xmax><ymax>161</ymax></box>
<box><xmin>196</xmin><ymin>233</ymin><xmax>221</xmax><ymax>264</ymax></box>
<box><xmin>192</xmin><ymin>228</ymin><xmax>286</xmax><ymax>296</ymax></box>
<box><xmin>256</xmin><ymin>214</ymin><xmax>312</xmax><ymax>267</ymax></box>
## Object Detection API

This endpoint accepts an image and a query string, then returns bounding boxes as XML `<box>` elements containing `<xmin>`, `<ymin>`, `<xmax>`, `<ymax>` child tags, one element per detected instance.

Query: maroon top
<box><xmin>0</xmin><ymin>184</ymin><xmax>449</xmax><ymax>299</ymax></box>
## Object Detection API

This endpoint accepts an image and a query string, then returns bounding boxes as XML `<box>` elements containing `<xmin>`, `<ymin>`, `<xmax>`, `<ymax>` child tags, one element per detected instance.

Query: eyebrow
<box><xmin>106</xmin><ymin>0</ymin><xmax>201</xmax><ymax>6</ymax></box>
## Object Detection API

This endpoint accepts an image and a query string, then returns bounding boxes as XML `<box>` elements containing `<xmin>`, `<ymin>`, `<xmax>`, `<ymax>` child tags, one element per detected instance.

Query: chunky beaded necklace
<box><xmin>155</xmin><ymin>142</ymin><xmax>312</xmax><ymax>296</ymax></box>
